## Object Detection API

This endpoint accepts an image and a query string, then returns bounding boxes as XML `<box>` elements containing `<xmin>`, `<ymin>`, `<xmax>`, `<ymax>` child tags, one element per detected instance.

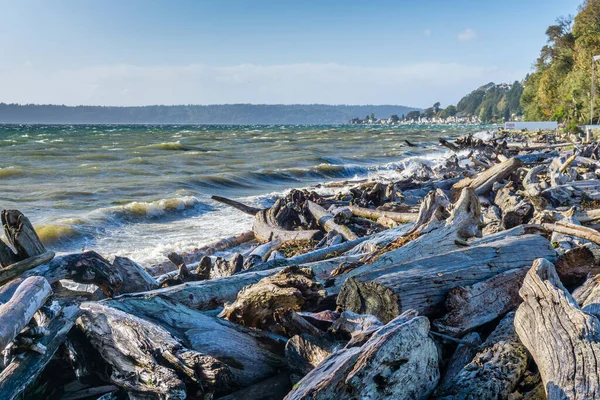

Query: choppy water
<box><xmin>0</xmin><ymin>124</ymin><xmax>488</xmax><ymax>266</ymax></box>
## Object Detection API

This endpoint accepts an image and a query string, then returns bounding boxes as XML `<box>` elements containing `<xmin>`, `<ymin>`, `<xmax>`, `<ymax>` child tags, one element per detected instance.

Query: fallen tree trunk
<box><xmin>0</xmin><ymin>276</ymin><xmax>52</xmax><ymax>352</ymax></box>
<box><xmin>0</xmin><ymin>251</ymin><xmax>123</xmax><ymax>303</ymax></box>
<box><xmin>0</xmin><ymin>250</ymin><xmax>55</xmax><ymax>286</ymax></box>
<box><xmin>104</xmin><ymin>296</ymin><xmax>287</xmax><ymax>390</ymax></box>
<box><xmin>347</xmin><ymin>205</ymin><xmax>417</xmax><ymax>223</ymax></box>
<box><xmin>452</xmin><ymin>157</ymin><xmax>523</xmax><ymax>197</ymax></box>
<box><xmin>307</xmin><ymin>201</ymin><xmax>357</xmax><ymax>241</ymax></box>
<box><xmin>433</xmin><ymin>267</ymin><xmax>528</xmax><ymax>336</ymax></box>
<box><xmin>211</xmin><ymin>195</ymin><xmax>262</xmax><ymax>215</ymax></box>
<box><xmin>515</xmin><ymin>258</ymin><xmax>600</xmax><ymax>399</ymax></box>
<box><xmin>243</xmin><ymin>239</ymin><xmax>281</xmax><ymax>270</ymax></box>
<box><xmin>0</xmin><ymin>304</ymin><xmax>80</xmax><ymax>400</ymax></box>
<box><xmin>433</xmin><ymin>312</ymin><xmax>529</xmax><ymax>399</ymax></box>
<box><xmin>284</xmin><ymin>313</ymin><xmax>439</xmax><ymax>400</ymax></box>
<box><xmin>337</xmin><ymin>234</ymin><xmax>556</xmax><ymax>323</ymax></box>
<box><xmin>111</xmin><ymin>256</ymin><xmax>158</xmax><ymax>295</ymax></box>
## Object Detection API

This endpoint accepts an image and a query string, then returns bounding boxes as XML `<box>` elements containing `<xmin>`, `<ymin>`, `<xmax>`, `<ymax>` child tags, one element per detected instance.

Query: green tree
<box><xmin>390</xmin><ymin>114</ymin><xmax>400</xmax><ymax>123</ymax></box>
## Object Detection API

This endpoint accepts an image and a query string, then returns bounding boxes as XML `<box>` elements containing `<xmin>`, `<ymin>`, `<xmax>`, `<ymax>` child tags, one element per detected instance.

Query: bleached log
<box><xmin>243</xmin><ymin>239</ymin><xmax>281</xmax><ymax>270</ymax></box>
<box><xmin>494</xmin><ymin>183</ymin><xmax>534</xmax><ymax>229</ymax></box>
<box><xmin>433</xmin><ymin>267</ymin><xmax>527</xmax><ymax>336</ymax></box>
<box><xmin>0</xmin><ymin>305</ymin><xmax>79</xmax><ymax>400</ymax></box>
<box><xmin>104</xmin><ymin>296</ymin><xmax>287</xmax><ymax>390</ymax></box>
<box><xmin>0</xmin><ymin>251</ymin><xmax>122</xmax><ymax>303</ymax></box>
<box><xmin>211</xmin><ymin>195</ymin><xmax>261</xmax><ymax>215</ymax></box>
<box><xmin>307</xmin><ymin>201</ymin><xmax>357</xmax><ymax>241</ymax></box>
<box><xmin>147</xmin><ymin>230</ymin><xmax>254</xmax><ymax>276</ymax></box>
<box><xmin>523</xmin><ymin>164</ymin><xmax>548</xmax><ymax>196</ymax></box>
<box><xmin>452</xmin><ymin>157</ymin><xmax>522</xmax><ymax>196</ymax></box>
<box><xmin>347</xmin><ymin>205</ymin><xmax>417</xmax><ymax>223</ymax></box>
<box><xmin>572</xmin><ymin>273</ymin><xmax>600</xmax><ymax>317</ymax></box>
<box><xmin>527</xmin><ymin>221</ymin><xmax>600</xmax><ymax>245</ymax></box>
<box><xmin>515</xmin><ymin>258</ymin><xmax>600</xmax><ymax>399</ymax></box>
<box><xmin>433</xmin><ymin>312</ymin><xmax>529</xmax><ymax>399</ymax></box>
<box><xmin>337</xmin><ymin>234</ymin><xmax>556</xmax><ymax>322</ymax></box>
<box><xmin>284</xmin><ymin>314</ymin><xmax>439</xmax><ymax>400</ymax></box>
<box><xmin>339</xmin><ymin>187</ymin><xmax>482</xmax><ymax>285</ymax></box>
<box><xmin>0</xmin><ymin>276</ymin><xmax>52</xmax><ymax>352</ymax></box>
<box><xmin>220</xmin><ymin>266</ymin><xmax>326</xmax><ymax>331</ymax></box>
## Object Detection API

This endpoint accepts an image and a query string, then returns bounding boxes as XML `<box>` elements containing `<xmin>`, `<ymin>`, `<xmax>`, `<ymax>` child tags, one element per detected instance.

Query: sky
<box><xmin>0</xmin><ymin>0</ymin><xmax>582</xmax><ymax>108</ymax></box>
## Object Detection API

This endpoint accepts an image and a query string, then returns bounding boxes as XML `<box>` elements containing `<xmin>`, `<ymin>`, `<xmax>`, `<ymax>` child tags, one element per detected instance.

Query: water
<box><xmin>0</xmin><ymin>124</ymin><xmax>489</xmax><ymax>266</ymax></box>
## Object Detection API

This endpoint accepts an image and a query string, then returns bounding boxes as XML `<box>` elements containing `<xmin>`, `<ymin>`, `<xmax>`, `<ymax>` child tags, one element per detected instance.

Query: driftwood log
<box><xmin>285</xmin><ymin>313</ymin><xmax>439</xmax><ymax>400</ymax></box>
<box><xmin>337</xmin><ymin>234</ymin><xmax>556</xmax><ymax>322</ymax></box>
<box><xmin>253</xmin><ymin>200</ymin><xmax>322</xmax><ymax>243</ymax></box>
<box><xmin>452</xmin><ymin>157</ymin><xmax>523</xmax><ymax>197</ymax></box>
<box><xmin>515</xmin><ymin>258</ymin><xmax>600</xmax><ymax>399</ymax></box>
<box><xmin>306</xmin><ymin>201</ymin><xmax>357</xmax><ymax>241</ymax></box>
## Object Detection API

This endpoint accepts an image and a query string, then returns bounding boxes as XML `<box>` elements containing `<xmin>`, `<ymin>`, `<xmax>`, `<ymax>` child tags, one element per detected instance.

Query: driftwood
<box><xmin>452</xmin><ymin>157</ymin><xmax>523</xmax><ymax>197</ymax></box>
<box><xmin>275</xmin><ymin>309</ymin><xmax>324</xmax><ymax>338</ymax></box>
<box><xmin>243</xmin><ymin>239</ymin><xmax>281</xmax><ymax>270</ymax></box>
<box><xmin>433</xmin><ymin>267</ymin><xmax>528</xmax><ymax>336</ymax></box>
<box><xmin>285</xmin><ymin>334</ymin><xmax>333</xmax><ymax>382</ymax></box>
<box><xmin>0</xmin><ymin>304</ymin><xmax>79</xmax><ymax>400</ymax></box>
<box><xmin>104</xmin><ymin>296</ymin><xmax>287</xmax><ymax>390</ymax></box>
<box><xmin>433</xmin><ymin>312</ymin><xmax>529</xmax><ymax>399</ymax></box>
<box><xmin>307</xmin><ymin>201</ymin><xmax>358</xmax><ymax>241</ymax></box>
<box><xmin>111</xmin><ymin>256</ymin><xmax>158</xmax><ymax>295</ymax></box>
<box><xmin>494</xmin><ymin>183</ymin><xmax>534</xmax><ymax>229</ymax></box>
<box><xmin>1</xmin><ymin>210</ymin><xmax>47</xmax><ymax>263</ymax></box>
<box><xmin>215</xmin><ymin>373</ymin><xmax>291</xmax><ymax>400</ymax></box>
<box><xmin>572</xmin><ymin>273</ymin><xmax>600</xmax><ymax>317</ymax></box>
<box><xmin>211</xmin><ymin>195</ymin><xmax>262</xmax><ymax>215</ymax></box>
<box><xmin>0</xmin><ymin>276</ymin><xmax>52</xmax><ymax>352</ymax></box>
<box><xmin>0</xmin><ymin>251</ymin><xmax>122</xmax><ymax>303</ymax></box>
<box><xmin>515</xmin><ymin>258</ymin><xmax>600</xmax><ymax>399</ymax></box>
<box><xmin>337</xmin><ymin>234</ymin><xmax>555</xmax><ymax>322</ymax></box>
<box><xmin>347</xmin><ymin>205</ymin><xmax>417</xmax><ymax>223</ymax></box>
<box><xmin>285</xmin><ymin>313</ymin><xmax>439</xmax><ymax>400</ymax></box>
<box><xmin>0</xmin><ymin>250</ymin><xmax>55</xmax><ymax>286</ymax></box>
<box><xmin>220</xmin><ymin>266</ymin><xmax>326</xmax><ymax>332</ymax></box>
<box><xmin>253</xmin><ymin>200</ymin><xmax>322</xmax><ymax>243</ymax></box>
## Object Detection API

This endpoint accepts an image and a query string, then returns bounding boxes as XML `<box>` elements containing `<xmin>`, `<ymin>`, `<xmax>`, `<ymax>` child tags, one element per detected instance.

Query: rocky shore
<box><xmin>1</xmin><ymin>129</ymin><xmax>600</xmax><ymax>399</ymax></box>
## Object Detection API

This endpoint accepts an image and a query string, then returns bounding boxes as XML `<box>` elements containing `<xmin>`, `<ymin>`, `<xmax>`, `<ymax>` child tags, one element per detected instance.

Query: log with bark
<box><xmin>515</xmin><ymin>258</ymin><xmax>600</xmax><ymax>399</ymax></box>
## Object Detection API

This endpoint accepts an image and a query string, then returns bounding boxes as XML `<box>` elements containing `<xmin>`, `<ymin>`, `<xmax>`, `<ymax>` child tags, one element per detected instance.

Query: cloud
<box><xmin>0</xmin><ymin>62</ymin><xmax>524</xmax><ymax>108</ymax></box>
<box><xmin>457</xmin><ymin>28</ymin><xmax>477</xmax><ymax>42</ymax></box>
<box><xmin>424</xmin><ymin>29</ymin><xmax>432</xmax><ymax>37</ymax></box>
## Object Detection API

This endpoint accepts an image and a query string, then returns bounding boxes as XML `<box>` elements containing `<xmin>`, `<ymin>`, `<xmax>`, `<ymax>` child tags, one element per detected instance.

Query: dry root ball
<box><xmin>219</xmin><ymin>266</ymin><xmax>326</xmax><ymax>332</ymax></box>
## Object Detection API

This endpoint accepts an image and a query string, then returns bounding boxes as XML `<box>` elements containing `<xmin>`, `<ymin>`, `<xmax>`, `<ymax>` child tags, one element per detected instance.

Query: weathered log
<box><xmin>438</xmin><ymin>332</ymin><xmax>482</xmax><ymax>387</ymax></box>
<box><xmin>339</xmin><ymin>187</ymin><xmax>482</xmax><ymax>286</ymax></box>
<box><xmin>440</xmin><ymin>138</ymin><xmax>460</xmax><ymax>152</ymax></box>
<box><xmin>104</xmin><ymin>296</ymin><xmax>287</xmax><ymax>390</ymax></box>
<box><xmin>523</xmin><ymin>164</ymin><xmax>548</xmax><ymax>196</ymax></box>
<box><xmin>243</xmin><ymin>239</ymin><xmax>281</xmax><ymax>270</ymax></box>
<box><xmin>0</xmin><ymin>276</ymin><xmax>52</xmax><ymax>352</ymax></box>
<box><xmin>76</xmin><ymin>302</ymin><xmax>233</xmax><ymax>398</ymax></box>
<box><xmin>515</xmin><ymin>258</ymin><xmax>600</xmax><ymax>399</ymax></box>
<box><xmin>253</xmin><ymin>200</ymin><xmax>322</xmax><ymax>243</ymax></box>
<box><xmin>572</xmin><ymin>273</ymin><xmax>600</xmax><ymax>317</ymax></box>
<box><xmin>329</xmin><ymin>310</ymin><xmax>383</xmax><ymax>339</ymax></box>
<box><xmin>347</xmin><ymin>205</ymin><xmax>417</xmax><ymax>223</ymax></box>
<box><xmin>211</xmin><ymin>195</ymin><xmax>262</xmax><ymax>215</ymax></box>
<box><xmin>111</xmin><ymin>256</ymin><xmax>158</xmax><ymax>295</ymax></box>
<box><xmin>274</xmin><ymin>309</ymin><xmax>324</xmax><ymax>338</ymax></box>
<box><xmin>452</xmin><ymin>157</ymin><xmax>523</xmax><ymax>197</ymax></box>
<box><xmin>307</xmin><ymin>201</ymin><xmax>358</xmax><ymax>241</ymax></box>
<box><xmin>0</xmin><ymin>304</ymin><xmax>79</xmax><ymax>400</ymax></box>
<box><xmin>433</xmin><ymin>267</ymin><xmax>528</xmax><ymax>336</ymax></box>
<box><xmin>433</xmin><ymin>312</ymin><xmax>529</xmax><ymax>399</ymax></box>
<box><xmin>0</xmin><ymin>251</ymin><xmax>122</xmax><ymax>303</ymax></box>
<box><xmin>554</xmin><ymin>245</ymin><xmax>598</xmax><ymax>287</ymax></box>
<box><xmin>1</xmin><ymin>210</ymin><xmax>46</xmax><ymax>261</ymax></box>
<box><xmin>147</xmin><ymin>230</ymin><xmax>254</xmax><ymax>276</ymax></box>
<box><xmin>528</xmin><ymin>221</ymin><xmax>600</xmax><ymax>245</ymax></box>
<box><xmin>494</xmin><ymin>183</ymin><xmax>534</xmax><ymax>229</ymax></box>
<box><xmin>0</xmin><ymin>250</ymin><xmax>55</xmax><ymax>286</ymax></box>
<box><xmin>337</xmin><ymin>234</ymin><xmax>556</xmax><ymax>322</ymax></box>
<box><xmin>284</xmin><ymin>313</ymin><xmax>439</xmax><ymax>400</ymax></box>
<box><xmin>285</xmin><ymin>334</ymin><xmax>334</xmax><ymax>382</ymax></box>
<box><xmin>211</xmin><ymin>254</ymin><xmax>244</xmax><ymax>279</ymax></box>
<box><xmin>220</xmin><ymin>266</ymin><xmax>326</xmax><ymax>332</ymax></box>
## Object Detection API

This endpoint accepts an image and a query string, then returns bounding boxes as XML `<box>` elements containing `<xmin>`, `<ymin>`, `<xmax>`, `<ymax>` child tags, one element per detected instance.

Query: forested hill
<box><xmin>454</xmin><ymin>81</ymin><xmax>523</xmax><ymax>121</ymax></box>
<box><xmin>0</xmin><ymin>103</ymin><xmax>419</xmax><ymax>124</ymax></box>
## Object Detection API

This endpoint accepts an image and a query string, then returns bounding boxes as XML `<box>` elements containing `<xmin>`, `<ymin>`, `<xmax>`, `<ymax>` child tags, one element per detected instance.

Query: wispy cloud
<box><xmin>0</xmin><ymin>62</ymin><xmax>524</xmax><ymax>108</ymax></box>
<box><xmin>424</xmin><ymin>29</ymin><xmax>432</xmax><ymax>37</ymax></box>
<box><xmin>457</xmin><ymin>28</ymin><xmax>477</xmax><ymax>42</ymax></box>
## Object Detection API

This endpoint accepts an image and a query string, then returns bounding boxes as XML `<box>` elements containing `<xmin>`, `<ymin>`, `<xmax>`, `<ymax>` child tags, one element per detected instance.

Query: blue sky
<box><xmin>0</xmin><ymin>0</ymin><xmax>582</xmax><ymax>107</ymax></box>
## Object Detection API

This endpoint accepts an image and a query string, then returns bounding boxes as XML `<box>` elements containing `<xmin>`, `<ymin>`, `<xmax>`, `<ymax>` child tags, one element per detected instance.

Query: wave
<box><xmin>0</xmin><ymin>167</ymin><xmax>24</xmax><ymax>178</ymax></box>
<box><xmin>35</xmin><ymin>196</ymin><xmax>211</xmax><ymax>247</ymax></box>
<box><xmin>140</xmin><ymin>142</ymin><xmax>214</xmax><ymax>152</ymax></box>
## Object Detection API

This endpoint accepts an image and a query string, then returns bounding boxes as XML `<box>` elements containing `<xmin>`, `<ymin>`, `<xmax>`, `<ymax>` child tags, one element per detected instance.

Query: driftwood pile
<box><xmin>2</xmin><ymin>129</ymin><xmax>600</xmax><ymax>399</ymax></box>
